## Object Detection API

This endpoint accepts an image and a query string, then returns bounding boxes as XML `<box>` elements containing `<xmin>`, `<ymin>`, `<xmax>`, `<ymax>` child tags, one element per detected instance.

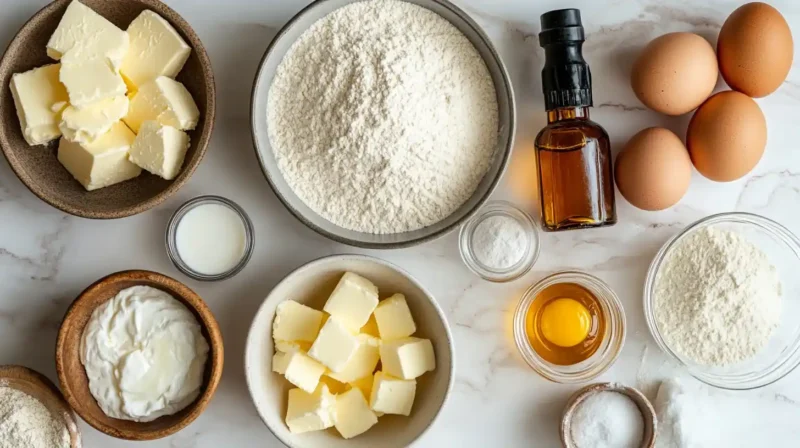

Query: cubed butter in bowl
<box><xmin>245</xmin><ymin>254</ymin><xmax>454</xmax><ymax>448</ymax></box>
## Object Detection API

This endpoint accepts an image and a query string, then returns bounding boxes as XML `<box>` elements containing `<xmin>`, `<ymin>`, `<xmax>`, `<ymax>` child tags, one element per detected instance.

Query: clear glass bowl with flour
<box><xmin>166</xmin><ymin>196</ymin><xmax>255</xmax><ymax>281</ymax></box>
<box><xmin>459</xmin><ymin>201</ymin><xmax>539</xmax><ymax>282</ymax></box>
<box><xmin>644</xmin><ymin>213</ymin><xmax>800</xmax><ymax>389</ymax></box>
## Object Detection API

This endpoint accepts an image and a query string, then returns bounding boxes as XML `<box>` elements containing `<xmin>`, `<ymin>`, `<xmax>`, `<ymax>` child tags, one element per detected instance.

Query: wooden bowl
<box><xmin>0</xmin><ymin>365</ymin><xmax>81</xmax><ymax>447</ymax></box>
<box><xmin>0</xmin><ymin>0</ymin><xmax>215</xmax><ymax>219</ymax></box>
<box><xmin>560</xmin><ymin>383</ymin><xmax>657</xmax><ymax>448</ymax></box>
<box><xmin>55</xmin><ymin>270</ymin><xmax>224</xmax><ymax>440</ymax></box>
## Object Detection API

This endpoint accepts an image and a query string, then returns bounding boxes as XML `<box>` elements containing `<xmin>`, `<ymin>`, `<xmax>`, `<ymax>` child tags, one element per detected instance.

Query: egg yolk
<box><xmin>540</xmin><ymin>298</ymin><xmax>591</xmax><ymax>347</ymax></box>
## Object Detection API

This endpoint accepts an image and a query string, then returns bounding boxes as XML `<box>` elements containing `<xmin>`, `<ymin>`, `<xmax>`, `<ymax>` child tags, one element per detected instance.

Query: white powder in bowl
<box><xmin>471</xmin><ymin>215</ymin><xmax>527</xmax><ymax>269</ymax></box>
<box><xmin>268</xmin><ymin>0</ymin><xmax>499</xmax><ymax>234</ymax></box>
<box><xmin>570</xmin><ymin>391</ymin><xmax>644</xmax><ymax>448</ymax></box>
<box><xmin>0</xmin><ymin>386</ymin><xmax>71</xmax><ymax>448</ymax></box>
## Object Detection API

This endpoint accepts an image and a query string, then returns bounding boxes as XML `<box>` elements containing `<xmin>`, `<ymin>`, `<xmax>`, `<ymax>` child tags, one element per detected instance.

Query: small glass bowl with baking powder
<box><xmin>644</xmin><ymin>212</ymin><xmax>800</xmax><ymax>390</ymax></box>
<box><xmin>166</xmin><ymin>196</ymin><xmax>255</xmax><ymax>281</ymax></box>
<box><xmin>459</xmin><ymin>201</ymin><xmax>539</xmax><ymax>283</ymax></box>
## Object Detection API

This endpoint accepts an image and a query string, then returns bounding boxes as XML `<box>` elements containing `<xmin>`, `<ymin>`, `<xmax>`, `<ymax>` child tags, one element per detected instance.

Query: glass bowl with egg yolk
<box><xmin>513</xmin><ymin>271</ymin><xmax>626</xmax><ymax>383</ymax></box>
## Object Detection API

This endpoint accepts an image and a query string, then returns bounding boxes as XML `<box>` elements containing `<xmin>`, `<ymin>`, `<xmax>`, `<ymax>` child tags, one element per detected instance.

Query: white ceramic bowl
<box><xmin>245</xmin><ymin>255</ymin><xmax>454</xmax><ymax>447</ymax></box>
<box><xmin>250</xmin><ymin>0</ymin><xmax>515</xmax><ymax>248</ymax></box>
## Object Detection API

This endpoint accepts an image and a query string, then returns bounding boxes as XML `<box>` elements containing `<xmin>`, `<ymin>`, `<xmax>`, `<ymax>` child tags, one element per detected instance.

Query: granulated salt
<box><xmin>571</xmin><ymin>390</ymin><xmax>644</xmax><ymax>448</ymax></box>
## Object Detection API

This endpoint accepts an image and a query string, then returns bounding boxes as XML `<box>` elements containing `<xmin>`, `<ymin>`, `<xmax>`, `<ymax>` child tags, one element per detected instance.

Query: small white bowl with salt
<box><xmin>561</xmin><ymin>382</ymin><xmax>657</xmax><ymax>448</ymax></box>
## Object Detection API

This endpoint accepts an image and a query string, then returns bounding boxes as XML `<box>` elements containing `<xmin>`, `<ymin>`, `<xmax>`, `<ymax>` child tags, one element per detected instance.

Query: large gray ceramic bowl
<box><xmin>250</xmin><ymin>0</ymin><xmax>515</xmax><ymax>249</ymax></box>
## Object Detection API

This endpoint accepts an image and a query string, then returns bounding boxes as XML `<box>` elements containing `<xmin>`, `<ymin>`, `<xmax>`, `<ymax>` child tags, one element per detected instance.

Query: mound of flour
<box><xmin>267</xmin><ymin>0</ymin><xmax>499</xmax><ymax>234</ymax></box>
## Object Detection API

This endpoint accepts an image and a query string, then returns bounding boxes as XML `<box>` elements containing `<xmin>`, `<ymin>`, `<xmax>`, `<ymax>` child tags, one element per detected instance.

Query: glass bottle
<box><xmin>535</xmin><ymin>9</ymin><xmax>616</xmax><ymax>232</ymax></box>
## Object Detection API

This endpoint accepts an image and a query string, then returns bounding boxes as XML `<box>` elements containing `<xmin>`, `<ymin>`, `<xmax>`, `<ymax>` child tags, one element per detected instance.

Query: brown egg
<box><xmin>631</xmin><ymin>33</ymin><xmax>719</xmax><ymax>116</ymax></box>
<box><xmin>615</xmin><ymin>127</ymin><xmax>692</xmax><ymax>211</ymax></box>
<box><xmin>687</xmin><ymin>91</ymin><xmax>767</xmax><ymax>182</ymax></box>
<box><xmin>718</xmin><ymin>2</ymin><xmax>793</xmax><ymax>98</ymax></box>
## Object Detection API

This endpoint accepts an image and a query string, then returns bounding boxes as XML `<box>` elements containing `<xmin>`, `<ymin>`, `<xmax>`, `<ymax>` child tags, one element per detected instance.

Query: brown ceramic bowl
<box><xmin>55</xmin><ymin>270</ymin><xmax>224</xmax><ymax>440</ymax></box>
<box><xmin>561</xmin><ymin>382</ymin><xmax>657</xmax><ymax>448</ymax></box>
<box><xmin>0</xmin><ymin>365</ymin><xmax>81</xmax><ymax>447</ymax></box>
<box><xmin>0</xmin><ymin>0</ymin><xmax>215</xmax><ymax>219</ymax></box>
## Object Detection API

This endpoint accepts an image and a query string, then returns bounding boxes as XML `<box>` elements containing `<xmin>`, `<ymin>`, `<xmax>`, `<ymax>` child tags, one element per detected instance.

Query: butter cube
<box><xmin>308</xmin><ymin>318</ymin><xmax>359</xmax><ymax>373</ymax></box>
<box><xmin>124</xmin><ymin>76</ymin><xmax>199</xmax><ymax>132</ymax></box>
<box><xmin>326</xmin><ymin>334</ymin><xmax>380</xmax><ymax>383</ymax></box>
<box><xmin>59</xmin><ymin>95</ymin><xmax>129</xmax><ymax>144</ymax></box>
<box><xmin>121</xmin><ymin>10</ymin><xmax>191</xmax><ymax>88</ymax></box>
<box><xmin>360</xmin><ymin>314</ymin><xmax>380</xmax><ymax>338</ymax></box>
<box><xmin>57</xmin><ymin>122</ymin><xmax>141</xmax><ymax>191</ymax></box>
<box><xmin>334</xmin><ymin>388</ymin><xmax>378</xmax><ymax>439</ymax></box>
<box><xmin>10</xmin><ymin>64</ymin><xmax>69</xmax><ymax>145</ymax></box>
<box><xmin>286</xmin><ymin>384</ymin><xmax>335</xmax><ymax>434</ymax></box>
<box><xmin>47</xmin><ymin>1</ymin><xmax>129</xmax><ymax>70</ymax></box>
<box><xmin>272</xmin><ymin>300</ymin><xmax>325</xmax><ymax>343</ymax></box>
<box><xmin>379</xmin><ymin>337</ymin><xmax>435</xmax><ymax>380</ymax></box>
<box><xmin>128</xmin><ymin>121</ymin><xmax>190</xmax><ymax>180</ymax></box>
<box><xmin>369</xmin><ymin>371</ymin><xmax>416</xmax><ymax>416</ymax></box>
<box><xmin>273</xmin><ymin>350</ymin><xmax>325</xmax><ymax>393</ymax></box>
<box><xmin>323</xmin><ymin>272</ymin><xmax>379</xmax><ymax>332</ymax></box>
<box><xmin>374</xmin><ymin>293</ymin><xmax>417</xmax><ymax>340</ymax></box>
<box><xmin>275</xmin><ymin>340</ymin><xmax>312</xmax><ymax>353</ymax></box>
<box><xmin>60</xmin><ymin>59</ymin><xmax>127</xmax><ymax>108</ymax></box>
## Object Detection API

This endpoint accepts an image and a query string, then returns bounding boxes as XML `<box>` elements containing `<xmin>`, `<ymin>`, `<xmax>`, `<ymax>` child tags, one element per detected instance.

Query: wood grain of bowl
<box><xmin>0</xmin><ymin>0</ymin><xmax>215</xmax><ymax>219</ymax></box>
<box><xmin>55</xmin><ymin>270</ymin><xmax>224</xmax><ymax>441</ymax></box>
<box><xmin>561</xmin><ymin>382</ymin><xmax>657</xmax><ymax>448</ymax></box>
<box><xmin>0</xmin><ymin>365</ymin><xmax>81</xmax><ymax>447</ymax></box>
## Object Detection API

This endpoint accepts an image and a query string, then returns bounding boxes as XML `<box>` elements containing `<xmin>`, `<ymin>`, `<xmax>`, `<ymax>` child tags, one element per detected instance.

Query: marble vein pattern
<box><xmin>1</xmin><ymin>0</ymin><xmax>799</xmax><ymax>446</ymax></box>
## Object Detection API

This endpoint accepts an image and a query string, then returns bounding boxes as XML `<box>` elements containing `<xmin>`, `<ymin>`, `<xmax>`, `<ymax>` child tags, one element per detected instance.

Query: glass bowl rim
<box><xmin>643</xmin><ymin>212</ymin><xmax>800</xmax><ymax>390</ymax></box>
<box><xmin>513</xmin><ymin>270</ymin><xmax>626</xmax><ymax>383</ymax></box>
<box><xmin>166</xmin><ymin>195</ymin><xmax>255</xmax><ymax>282</ymax></box>
<box><xmin>458</xmin><ymin>200</ymin><xmax>540</xmax><ymax>283</ymax></box>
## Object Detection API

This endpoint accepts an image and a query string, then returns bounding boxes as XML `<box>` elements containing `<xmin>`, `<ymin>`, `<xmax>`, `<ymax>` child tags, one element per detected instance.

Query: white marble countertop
<box><xmin>2</xmin><ymin>0</ymin><xmax>800</xmax><ymax>446</ymax></box>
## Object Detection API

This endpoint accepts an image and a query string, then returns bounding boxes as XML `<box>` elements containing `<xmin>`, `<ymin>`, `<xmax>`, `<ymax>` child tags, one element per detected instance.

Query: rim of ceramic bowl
<box><xmin>244</xmin><ymin>254</ymin><xmax>456</xmax><ymax>448</ymax></box>
<box><xmin>643</xmin><ymin>212</ymin><xmax>800</xmax><ymax>390</ymax></box>
<box><xmin>458</xmin><ymin>200</ymin><xmax>540</xmax><ymax>283</ymax></box>
<box><xmin>513</xmin><ymin>271</ymin><xmax>627</xmax><ymax>384</ymax></box>
<box><xmin>249</xmin><ymin>0</ymin><xmax>516</xmax><ymax>249</ymax></box>
<box><xmin>560</xmin><ymin>382</ymin><xmax>657</xmax><ymax>448</ymax></box>
<box><xmin>165</xmin><ymin>195</ymin><xmax>255</xmax><ymax>282</ymax></box>
<box><xmin>0</xmin><ymin>0</ymin><xmax>216</xmax><ymax>219</ymax></box>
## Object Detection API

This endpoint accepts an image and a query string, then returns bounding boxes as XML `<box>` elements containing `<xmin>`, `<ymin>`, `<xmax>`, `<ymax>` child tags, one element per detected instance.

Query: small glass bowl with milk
<box><xmin>166</xmin><ymin>196</ymin><xmax>255</xmax><ymax>281</ymax></box>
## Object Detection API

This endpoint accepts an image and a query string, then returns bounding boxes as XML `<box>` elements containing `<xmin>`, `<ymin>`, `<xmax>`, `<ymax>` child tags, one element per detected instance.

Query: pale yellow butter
<box><xmin>128</xmin><ymin>121</ymin><xmax>190</xmax><ymax>180</ymax></box>
<box><xmin>59</xmin><ymin>95</ymin><xmax>129</xmax><ymax>144</ymax></box>
<box><xmin>308</xmin><ymin>318</ymin><xmax>359</xmax><ymax>373</ymax></box>
<box><xmin>10</xmin><ymin>64</ymin><xmax>69</xmax><ymax>145</ymax></box>
<box><xmin>273</xmin><ymin>350</ymin><xmax>326</xmax><ymax>394</ymax></box>
<box><xmin>272</xmin><ymin>300</ymin><xmax>325</xmax><ymax>343</ymax></box>
<box><xmin>374</xmin><ymin>293</ymin><xmax>417</xmax><ymax>340</ymax></box>
<box><xmin>124</xmin><ymin>76</ymin><xmax>199</xmax><ymax>132</ymax></box>
<box><xmin>121</xmin><ymin>10</ymin><xmax>191</xmax><ymax>88</ymax></box>
<box><xmin>46</xmin><ymin>0</ymin><xmax>129</xmax><ymax>70</ymax></box>
<box><xmin>369</xmin><ymin>371</ymin><xmax>416</xmax><ymax>416</ymax></box>
<box><xmin>323</xmin><ymin>272</ymin><xmax>379</xmax><ymax>332</ymax></box>
<box><xmin>57</xmin><ymin>122</ymin><xmax>141</xmax><ymax>191</ymax></box>
<box><xmin>285</xmin><ymin>384</ymin><xmax>335</xmax><ymax>434</ymax></box>
<box><xmin>379</xmin><ymin>337</ymin><xmax>435</xmax><ymax>380</ymax></box>
<box><xmin>334</xmin><ymin>388</ymin><xmax>378</xmax><ymax>439</ymax></box>
<box><xmin>60</xmin><ymin>59</ymin><xmax>127</xmax><ymax>108</ymax></box>
<box><xmin>326</xmin><ymin>334</ymin><xmax>380</xmax><ymax>383</ymax></box>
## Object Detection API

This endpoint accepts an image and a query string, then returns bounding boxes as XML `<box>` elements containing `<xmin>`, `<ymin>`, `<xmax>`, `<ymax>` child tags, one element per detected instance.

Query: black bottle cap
<box><xmin>538</xmin><ymin>9</ymin><xmax>593</xmax><ymax>110</ymax></box>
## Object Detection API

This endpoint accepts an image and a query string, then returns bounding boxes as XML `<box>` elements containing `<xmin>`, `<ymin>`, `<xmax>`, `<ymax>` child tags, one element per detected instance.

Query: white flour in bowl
<box><xmin>654</xmin><ymin>227</ymin><xmax>782</xmax><ymax>366</ymax></box>
<box><xmin>267</xmin><ymin>0</ymin><xmax>499</xmax><ymax>234</ymax></box>
<box><xmin>0</xmin><ymin>386</ymin><xmax>71</xmax><ymax>448</ymax></box>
